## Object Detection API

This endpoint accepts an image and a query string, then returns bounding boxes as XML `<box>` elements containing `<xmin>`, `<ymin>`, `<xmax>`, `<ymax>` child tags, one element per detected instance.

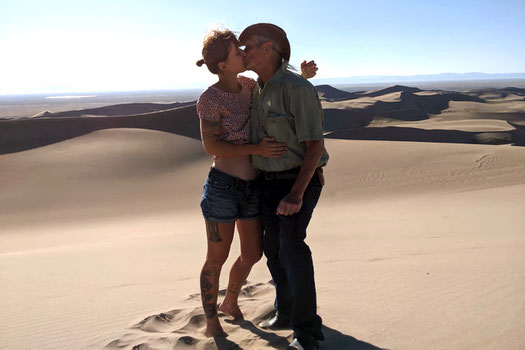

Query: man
<box><xmin>239</xmin><ymin>23</ymin><xmax>329</xmax><ymax>350</ymax></box>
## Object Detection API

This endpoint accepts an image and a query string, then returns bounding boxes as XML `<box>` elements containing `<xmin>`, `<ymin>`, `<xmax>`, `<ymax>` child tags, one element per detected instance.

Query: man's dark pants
<box><xmin>259</xmin><ymin>170</ymin><xmax>324</xmax><ymax>344</ymax></box>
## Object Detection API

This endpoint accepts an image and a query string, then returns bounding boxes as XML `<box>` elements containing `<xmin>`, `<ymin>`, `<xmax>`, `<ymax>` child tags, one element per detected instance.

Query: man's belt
<box><xmin>262</xmin><ymin>167</ymin><xmax>325</xmax><ymax>184</ymax></box>
<box><xmin>262</xmin><ymin>167</ymin><xmax>301</xmax><ymax>181</ymax></box>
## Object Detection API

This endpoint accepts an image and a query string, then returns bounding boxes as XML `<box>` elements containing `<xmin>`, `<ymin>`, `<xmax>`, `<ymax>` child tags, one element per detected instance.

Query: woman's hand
<box><xmin>257</xmin><ymin>137</ymin><xmax>287</xmax><ymax>158</ymax></box>
<box><xmin>301</xmin><ymin>60</ymin><xmax>318</xmax><ymax>79</ymax></box>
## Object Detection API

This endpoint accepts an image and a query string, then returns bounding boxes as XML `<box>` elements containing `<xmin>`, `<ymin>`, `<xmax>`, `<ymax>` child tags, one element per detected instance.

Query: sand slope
<box><xmin>0</xmin><ymin>105</ymin><xmax>200</xmax><ymax>154</ymax></box>
<box><xmin>2</xmin><ymin>84</ymin><xmax>525</xmax><ymax>349</ymax></box>
<box><xmin>1</xmin><ymin>126</ymin><xmax>525</xmax><ymax>349</ymax></box>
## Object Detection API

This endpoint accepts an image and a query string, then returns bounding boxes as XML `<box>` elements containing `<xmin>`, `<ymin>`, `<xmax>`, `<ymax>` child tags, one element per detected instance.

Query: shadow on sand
<box><xmin>326</xmin><ymin>126</ymin><xmax>523</xmax><ymax>146</ymax></box>
<box><xmin>223</xmin><ymin>318</ymin><xmax>291</xmax><ymax>349</ymax></box>
<box><xmin>220</xmin><ymin>317</ymin><xmax>385</xmax><ymax>350</ymax></box>
<box><xmin>321</xmin><ymin>325</ymin><xmax>387</xmax><ymax>350</ymax></box>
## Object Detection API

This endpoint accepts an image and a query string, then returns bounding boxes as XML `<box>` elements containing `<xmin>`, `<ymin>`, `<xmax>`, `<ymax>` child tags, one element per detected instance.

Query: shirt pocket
<box><xmin>266</xmin><ymin>111</ymin><xmax>292</xmax><ymax>143</ymax></box>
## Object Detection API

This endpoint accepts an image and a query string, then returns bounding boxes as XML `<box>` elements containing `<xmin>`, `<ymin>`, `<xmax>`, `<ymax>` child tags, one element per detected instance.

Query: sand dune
<box><xmin>31</xmin><ymin>101</ymin><xmax>196</xmax><ymax>119</ymax></box>
<box><xmin>320</xmin><ymin>85</ymin><xmax>525</xmax><ymax>145</ymax></box>
<box><xmin>315</xmin><ymin>85</ymin><xmax>360</xmax><ymax>101</ymax></box>
<box><xmin>471</xmin><ymin>87</ymin><xmax>525</xmax><ymax>99</ymax></box>
<box><xmin>106</xmin><ymin>281</ymin><xmax>381</xmax><ymax>350</ymax></box>
<box><xmin>359</xmin><ymin>85</ymin><xmax>423</xmax><ymax>97</ymax></box>
<box><xmin>105</xmin><ymin>282</ymin><xmax>292</xmax><ymax>350</ymax></box>
<box><xmin>0</xmin><ymin>129</ymin><xmax>207</xmax><ymax>229</ymax></box>
<box><xmin>326</xmin><ymin>126</ymin><xmax>516</xmax><ymax>145</ymax></box>
<box><xmin>0</xmin><ymin>104</ymin><xmax>200</xmax><ymax>154</ymax></box>
<box><xmin>323</xmin><ymin>108</ymin><xmax>373</xmax><ymax>131</ymax></box>
<box><xmin>2</xmin><ymin>84</ymin><xmax>525</xmax><ymax>349</ymax></box>
<box><xmin>2</xmin><ymin>126</ymin><xmax>525</xmax><ymax>349</ymax></box>
<box><xmin>2</xmin><ymin>84</ymin><xmax>525</xmax><ymax>155</ymax></box>
<box><xmin>30</xmin><ymin>110</ymin><xmax>55</xmax><ymax>118</ymax></box>
<box><xmin>321</xmin><ymin>86</ymin><xmax>488</xmax><ymax>123</ymax></box>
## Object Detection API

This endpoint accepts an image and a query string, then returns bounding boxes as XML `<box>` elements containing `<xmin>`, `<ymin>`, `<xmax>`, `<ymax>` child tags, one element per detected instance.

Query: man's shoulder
<box><xmin>282</xmin><ymin>69</ymin><xmax>316</xmax><ymax>92</ymax></box>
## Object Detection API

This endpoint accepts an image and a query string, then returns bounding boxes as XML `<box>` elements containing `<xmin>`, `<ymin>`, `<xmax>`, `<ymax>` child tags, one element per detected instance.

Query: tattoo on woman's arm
<box><xmin>201</xmin><ymin>120</ymin><xmax>221</xmax><ymax>140</ymax></box>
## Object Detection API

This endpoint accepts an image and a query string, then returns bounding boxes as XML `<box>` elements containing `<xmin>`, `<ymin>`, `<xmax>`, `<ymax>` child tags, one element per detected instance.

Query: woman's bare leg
<box><xmin>200</xmin><ymin>219</ymin><xmax>235</xmax><ymax>337</ymax></box>
<box><xmin>219</xmin><ymin>218</ymin><xmax>263</xmax><ymax>319</ymax></box>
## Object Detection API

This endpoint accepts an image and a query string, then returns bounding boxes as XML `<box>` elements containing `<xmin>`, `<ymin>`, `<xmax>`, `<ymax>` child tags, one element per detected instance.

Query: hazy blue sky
<box><xmin>1</xmin><ymin>0</ymin><xmax>524</xmax><ymax>94</ymax></box>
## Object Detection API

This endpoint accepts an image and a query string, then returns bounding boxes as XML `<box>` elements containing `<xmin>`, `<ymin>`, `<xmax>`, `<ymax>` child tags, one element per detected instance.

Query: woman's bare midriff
<box><xmin>213</xmin><ymin>155</ymin><xmax>258</xmax><ymax>181</ymax></box>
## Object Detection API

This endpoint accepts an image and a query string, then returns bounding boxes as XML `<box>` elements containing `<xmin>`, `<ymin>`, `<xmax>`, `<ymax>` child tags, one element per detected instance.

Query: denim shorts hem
<box><xmin>237</xmin><ymin>215</ymin><xmax>259</xmax><ymax>221</ymax></box>
<box><xmin>202</xmin><ymin>214</ymin><xmax>237</xmax><ymax>223</ymax></box>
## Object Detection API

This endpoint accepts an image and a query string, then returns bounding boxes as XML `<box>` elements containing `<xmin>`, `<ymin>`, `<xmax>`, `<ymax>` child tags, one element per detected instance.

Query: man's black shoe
<box><xmin>258</xmin><ymin>312</ymin><xmax>291</xmax><ymax>330</ymax></box>
<box><xmin>287</xmin><ymin>338</ymin><xmax>320</xmax><ymax>350</ymax></box>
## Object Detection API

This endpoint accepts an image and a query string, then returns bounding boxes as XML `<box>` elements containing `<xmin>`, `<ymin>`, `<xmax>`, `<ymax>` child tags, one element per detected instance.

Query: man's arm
<box><xmin>200</xmin><ymin>119</ymin><xmax>287</xmax><ymax>158</ymax></box>
<box><xmin>276</xmin><ymin>140</ymin><xmax>324</xmax><ymax>216</ymax></box>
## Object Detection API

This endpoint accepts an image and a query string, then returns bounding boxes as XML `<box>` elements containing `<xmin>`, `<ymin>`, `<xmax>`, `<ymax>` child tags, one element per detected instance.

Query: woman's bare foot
<box><xmin>204</xmin><ymin>318</ymin><xmax>227</xmax><ymax>337</ymax></box>
<box><xmin>218</xmin><ymin>301</ymin><xmax>243</xmax><ymax>320</ymax></box>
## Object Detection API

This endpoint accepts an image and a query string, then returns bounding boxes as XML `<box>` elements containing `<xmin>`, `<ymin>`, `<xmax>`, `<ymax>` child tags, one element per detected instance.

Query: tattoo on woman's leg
<box><xmin>228</xmin><ymin>283</ymin><xmax>241</xmax><ymax>295</ymax></box>
<box><xmin>200</xmin><ymin>265</ymin><xmax>217</xmax><ymax>318</ymax></box>
<box><xmin>206</xmin><ymin>219</ymin><xmax>223</xmax><ymax>242</ymax></box>
<box><xmin>203</xmin><ymin>302</ymin><xmax>217</xmax><ymax>318</ymax></box>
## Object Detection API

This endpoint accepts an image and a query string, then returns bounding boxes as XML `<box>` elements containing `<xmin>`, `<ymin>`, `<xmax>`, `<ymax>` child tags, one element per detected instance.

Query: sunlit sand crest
<box><xmin>45</xmin><ymin>95</ymin><xmax>97</xmax><ymax>99</ymax></box>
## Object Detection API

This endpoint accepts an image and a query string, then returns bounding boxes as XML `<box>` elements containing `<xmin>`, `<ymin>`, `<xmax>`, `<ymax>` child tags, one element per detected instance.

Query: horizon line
<box><xmin>1</xmin><ymin>72</ymin><xmax>525</xmax><ymax>96</ymax></box>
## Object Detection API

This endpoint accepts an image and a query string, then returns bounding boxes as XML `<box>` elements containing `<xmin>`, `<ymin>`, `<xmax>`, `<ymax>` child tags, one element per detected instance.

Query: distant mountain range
<box><xmin>311</xmin><ymin>73</ymin><xmax>525</xmax><ymax>85</ymax></box>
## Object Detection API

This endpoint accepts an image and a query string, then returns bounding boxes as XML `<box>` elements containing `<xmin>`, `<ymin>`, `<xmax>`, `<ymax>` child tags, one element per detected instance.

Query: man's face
<box><xmin>242</xmin><ymin>36</ymin><xmax>266</xmax><ymax>71</ymax></box>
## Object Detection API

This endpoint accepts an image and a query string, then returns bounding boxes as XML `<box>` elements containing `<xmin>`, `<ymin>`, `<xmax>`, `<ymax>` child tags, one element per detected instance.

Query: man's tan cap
<box><xmin>239</xmin><ymin>23</ymin><xmax>290</xmax><ymax>62</ymax></box>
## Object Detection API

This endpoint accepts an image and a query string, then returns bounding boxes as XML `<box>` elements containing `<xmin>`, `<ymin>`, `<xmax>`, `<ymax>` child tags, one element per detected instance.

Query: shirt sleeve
<box><xmin>196</xmin><ymin>91</ymin><xmax>220</xmax><ymax>123</ymax></box>
<box><xmin>287</xmin><ymin>82</ymin><xmax>324</xmax><ymax>143</ymax></box>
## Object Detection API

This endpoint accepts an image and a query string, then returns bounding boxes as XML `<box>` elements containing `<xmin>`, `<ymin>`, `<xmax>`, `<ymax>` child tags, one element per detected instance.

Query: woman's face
<box><xmin>223</xmin><ymin>42</ymin><xmax>246</xmax><ymax>74</ymax></box>
<box><xmin>242</xmin><ymin>36</ymin><xmax>269</xmax><ymax>71</ymax></box>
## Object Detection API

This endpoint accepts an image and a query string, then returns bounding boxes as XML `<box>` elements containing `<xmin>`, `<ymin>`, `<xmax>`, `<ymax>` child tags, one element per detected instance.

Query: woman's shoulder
<box><xmin>196</xmin><ymin>87</ymin><xmax>220</xmax><ymax>115</ymax></box>
<box><xmin>197</xmin><ymin>86</ymin><xmax>220</xmax><ymax>106</ymax></box>
<box><xmin>238</xmin><ymin>75</ymin><xmax>257</xmax><ymax>91</ymax></box>
<box><xmin>238</xmin><ymin>75</ymin><xmax>255</xmax><ymax>83</ymax></box>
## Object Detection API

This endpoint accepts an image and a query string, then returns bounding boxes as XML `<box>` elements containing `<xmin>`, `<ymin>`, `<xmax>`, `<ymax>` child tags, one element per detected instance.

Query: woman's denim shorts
<box><xmin>200</xmin><ymin>167</ymin><xmax>260</xmax><ymax>223</ymax></box>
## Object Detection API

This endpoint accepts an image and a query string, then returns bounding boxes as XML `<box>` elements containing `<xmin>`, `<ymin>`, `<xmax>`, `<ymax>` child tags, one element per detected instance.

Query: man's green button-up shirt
<box><xmin>250</xmin><ymin>62</ymin><xmax>329</xmax><ymax>172</ymax></box>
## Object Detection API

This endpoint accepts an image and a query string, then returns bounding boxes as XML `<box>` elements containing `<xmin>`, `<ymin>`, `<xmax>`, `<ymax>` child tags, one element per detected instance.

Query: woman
<box><xmin>196</xmin><ymin>29</ymin><xmax>317</xmax><ymax>337</ymax></box>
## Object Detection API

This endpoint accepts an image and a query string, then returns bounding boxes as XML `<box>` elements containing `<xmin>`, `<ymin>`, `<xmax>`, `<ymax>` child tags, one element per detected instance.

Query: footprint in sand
<box><xmin>105</xmin><ymin>281</ymin><xmax>292</xmax><ymax>350</ymax></box>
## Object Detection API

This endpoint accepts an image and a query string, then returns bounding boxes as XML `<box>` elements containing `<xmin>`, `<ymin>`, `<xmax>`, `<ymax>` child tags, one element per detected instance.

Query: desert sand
<box><xmin>1</xmin><ymin>84</ymin><xmax>525</xmax><ymax>349</ymax></box>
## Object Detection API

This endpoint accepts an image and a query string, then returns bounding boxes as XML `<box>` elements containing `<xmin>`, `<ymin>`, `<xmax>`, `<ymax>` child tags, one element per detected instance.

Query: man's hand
<box><xmin>276</xmin><ymin>192</ymin><xmax>303</xmax><ymax>216</ymax></box>
<box><xmin>301</xmin><ymin>60</ymin><xmax>318</xmax><ymax>79</ymax></box>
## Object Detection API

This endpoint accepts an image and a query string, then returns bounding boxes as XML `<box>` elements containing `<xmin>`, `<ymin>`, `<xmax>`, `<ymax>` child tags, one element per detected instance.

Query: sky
<box><xmin>0</xmin><ymin>0</ymin><xmax>524</xmax><ymax>94</ymax></box>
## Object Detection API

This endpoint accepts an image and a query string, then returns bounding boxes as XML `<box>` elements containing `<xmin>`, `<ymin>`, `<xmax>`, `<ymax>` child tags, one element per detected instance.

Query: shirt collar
<box><xmin>257</xmin><ymin>60</ymin><xmax>289</xmax><ymax>88</ymax></box>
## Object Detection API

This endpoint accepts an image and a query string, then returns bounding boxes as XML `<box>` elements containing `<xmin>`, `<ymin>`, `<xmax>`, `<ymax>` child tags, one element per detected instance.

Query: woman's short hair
<box><xmin>196</xmin><ymin>30</ymin><xmax>239</xmax><ymax>74</ymax></box>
